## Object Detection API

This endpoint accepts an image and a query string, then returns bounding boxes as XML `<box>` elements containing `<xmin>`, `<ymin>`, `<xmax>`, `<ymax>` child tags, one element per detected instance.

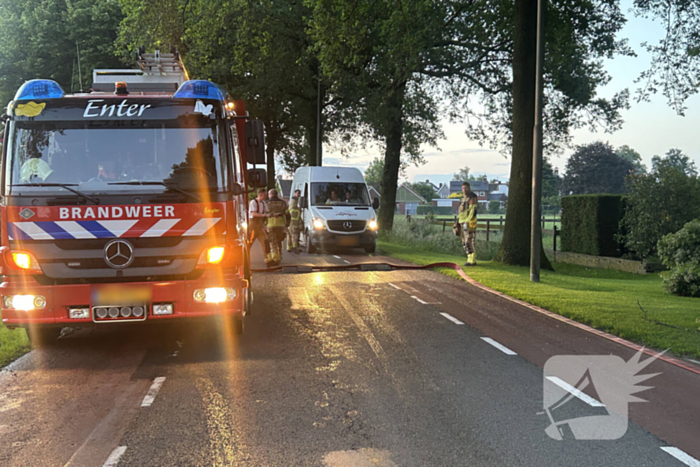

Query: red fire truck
<box><xmin>0</xmin><ymin>50</ymin><xmax>266</xmax><ymax>344</ymax></box>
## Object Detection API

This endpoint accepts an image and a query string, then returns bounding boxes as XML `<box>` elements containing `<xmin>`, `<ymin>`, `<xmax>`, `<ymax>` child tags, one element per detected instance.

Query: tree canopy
<box><xmin>0</xmin><ymin>0</ymin><xmax>123</xmax><ymax>106</ymax></box>
<box><xmin>562</xmin><ymin>142</ymin><xmax>635</xmax><ymax>195</ymax></box>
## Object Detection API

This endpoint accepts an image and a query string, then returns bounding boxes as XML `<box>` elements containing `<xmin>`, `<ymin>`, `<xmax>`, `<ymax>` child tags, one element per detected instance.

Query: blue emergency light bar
<box><xmin>15</xmin><ymin>79</ymin><xmax>65</xmax><ymax>101</ymax></box>
<box><xmin>173</xmin><ymin>80</ymin><xmax>225</xmax><ymax>101</ymax></box>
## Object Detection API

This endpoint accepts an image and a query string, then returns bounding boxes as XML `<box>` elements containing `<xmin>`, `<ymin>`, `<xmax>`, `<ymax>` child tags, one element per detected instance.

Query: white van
<box><xmin>292</xmin><ymin>166</ymin><xmax>379</xmax><ymax>254</ymax></box>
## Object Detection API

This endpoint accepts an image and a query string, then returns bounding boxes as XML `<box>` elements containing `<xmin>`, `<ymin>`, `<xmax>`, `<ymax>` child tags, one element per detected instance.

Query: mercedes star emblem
<box><xmin>343</xmin><ymin>221</ymin><xmax>352</xmax><ymax>230</ymax></box>
<box><xmin>104</xmin><ymin>239</ymin><xmax>134</xmax><ymax>269</ymax></box>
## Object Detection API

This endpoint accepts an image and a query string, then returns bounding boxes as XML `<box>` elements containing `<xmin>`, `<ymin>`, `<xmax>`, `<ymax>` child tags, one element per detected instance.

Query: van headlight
<box><xmin>313</xmin><ymin>218</ymin><xmax>325</xmax><ymax>230</ymax></box>
<box><xmin>368</xmin><ymin>219</ymin><xmax>378</xmax><ymax>230</ymax></box>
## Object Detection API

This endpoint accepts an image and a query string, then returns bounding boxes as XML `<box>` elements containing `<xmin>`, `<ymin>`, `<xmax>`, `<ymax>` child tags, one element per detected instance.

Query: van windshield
<box><xmin>311</xmin><ymin>182</ymin><xmax>370</xmax><ymax>206</ymax></box>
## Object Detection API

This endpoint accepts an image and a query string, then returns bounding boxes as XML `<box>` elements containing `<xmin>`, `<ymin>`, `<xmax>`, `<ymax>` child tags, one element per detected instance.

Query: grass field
<box><xmin>378</xmin><ymin>241</ymin><xmax>700</xmax><ymax>358</ymax></box>
<box><xmin>0</xmin><ymin>325</ymin><xmax>29</xmax><ymax>368</ymax></box>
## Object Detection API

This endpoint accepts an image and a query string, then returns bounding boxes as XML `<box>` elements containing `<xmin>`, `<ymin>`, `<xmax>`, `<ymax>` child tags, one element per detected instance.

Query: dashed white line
<box><xmin>660</xmin><ymin>447</ymin><xmax>700</xmax><ymax>467</ymax></box>
<box><xmin>343</xmin><ymin>260</ymin><xmax>351</xmax><ymax>264</ymax></box>
<box><xmin>102</xmin><ymin>446</ymin><xmax>127</xmax><ymax>467</ymax></box>
<box><xmin>412</xmin><ymin>296</ymin><xmax>429</xmax><ymax>305</ymax></box>
<box><xmin>546</xmin><ymin>376</ymin><xmax>605</xmax><ymax>407</ymax></box>
<box><xmin>480</xmin><ymin>337</ymin><xmax>517</xmax><ymax>355</ymax></box>
<box><xmin>333</xmin><ymin>255</ymin><xmax>342</xmax><ymax>259</ymax></box>
<box><xmin>176</xmin><ymin>340</ymin><xmax>183</xmax><ymax>348</ymax></box>
<box><xmin>440</xmin><ymin>312</ymin><xmax>464</xmax><ymax>325</ymax></box>
<box><xmin>687</xmin><ymin>358</ymin><xmax>700</xmax><ymax>365</ymax></box>
<box><xmin>141</xmin><ymin>376</ymin><xmax>166</xmax><ymax>407</ymax></box>
<box><xmin>388</xmin><ymin>283</ymin><xmax>402</xmax><ymax>290</ymax></box>
<box><xmin>170</xmin><ymin>351</ymin><xmax>179</xmax><ymax>357</ymax></box>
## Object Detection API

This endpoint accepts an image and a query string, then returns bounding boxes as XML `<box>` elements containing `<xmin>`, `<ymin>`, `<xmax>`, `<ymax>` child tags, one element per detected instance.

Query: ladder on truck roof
<box><xmin>91</xmin><ymin>47</ymin><xmax>189</xmax><ymax>93</ymax></box>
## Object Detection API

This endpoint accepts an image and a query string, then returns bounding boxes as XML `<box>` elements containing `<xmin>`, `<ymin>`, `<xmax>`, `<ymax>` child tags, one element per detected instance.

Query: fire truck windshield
<box><xmin>4</xmin><ymin>120</ymin><xmax>227</xmax><ymax>197</ymax></box>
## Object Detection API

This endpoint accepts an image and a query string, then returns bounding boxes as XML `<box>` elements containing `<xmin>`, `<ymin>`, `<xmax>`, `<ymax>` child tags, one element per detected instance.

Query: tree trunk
<box><xmin>494</xmin><ymin>0</ymin><xmax>552</xmax><ymax>270</ymax></box>
<box><xmin>266</xmin><ymin>128</ymin><xmax>277</xmax><ymax>189</ymax></box>
<box><xmin>378</xmin><ymin>83</ymin><xmax>406</xmax><ymax>232</ymax></box>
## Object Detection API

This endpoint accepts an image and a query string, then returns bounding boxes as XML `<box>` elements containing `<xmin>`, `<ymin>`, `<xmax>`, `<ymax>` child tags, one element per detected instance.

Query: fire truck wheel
<box><xmin>26</xmin><ymin>327</ymin><xmax>62</xmax><ymax>347</ymax></box>
<box><xmin>244</xmin><ymin>288</ymin><xmax>253</xmax><ymax>316</ymax></box>
<box><xmin>232</xmin><ymin>315</ymin><xmax>244</xmax><ymax>335</ymax></box>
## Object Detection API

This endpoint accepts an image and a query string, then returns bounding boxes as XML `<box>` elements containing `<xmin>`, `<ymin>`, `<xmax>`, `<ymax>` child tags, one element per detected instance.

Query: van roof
<box><xmin>296</xmin><ymin>166</ymin><xmax>366</xmax><ymax>183</ymax></box>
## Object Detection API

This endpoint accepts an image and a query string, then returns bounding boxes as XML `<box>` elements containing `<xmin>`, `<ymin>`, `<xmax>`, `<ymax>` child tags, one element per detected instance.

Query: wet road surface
<box><xmin>1</xmin><ymin>246</ymin><xmax>699</xmax><ymax>466</ymax></box>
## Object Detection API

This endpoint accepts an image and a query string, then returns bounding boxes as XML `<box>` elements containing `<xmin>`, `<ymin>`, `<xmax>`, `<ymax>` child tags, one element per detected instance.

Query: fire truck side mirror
<box><xmin>247</xmin><ymin>168</ymin><xmax>267</xmax><ymax>188</ymax></box>
<box><xmin>244</xmin><ymin>120</ymin><xmax>266</xmax><ymax>165</ymax></box>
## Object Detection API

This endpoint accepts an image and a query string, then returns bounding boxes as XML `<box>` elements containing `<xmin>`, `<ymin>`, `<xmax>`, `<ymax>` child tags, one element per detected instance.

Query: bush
<box><xmin>657</xmin><ymin>220</ymin><xmax>700</xmax><ymax>297</ymax></box>
<box><xmin>561</xmin><ymin>195</ymin><xmax>625</xmax><ymax>257</ymax></box>
<box><xmin>621</xmin><ymin>150</ymin><xmax>700</xmax><ymax>258</ymax></box>
<box><xmin>417</xmin><ymin>205</ymin><xmax>453</xmax><ymax>216</ymax></box>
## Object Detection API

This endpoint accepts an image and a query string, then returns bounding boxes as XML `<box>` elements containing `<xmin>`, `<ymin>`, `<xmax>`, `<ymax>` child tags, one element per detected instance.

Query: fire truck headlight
<box><xmin>11</xmin><ymin>251</ymin><xmax>42</xmax><ymax>271</ymax></box>
<box><xmin>197</xmin><ymin>246</ymin><xmax>226</xmax><ymax>266</ymax></box>
<box><xmin>193</xmin><ymin>288</ymin><xmax>236</xmax><ymax>303</ymax></box>
<box><xmin>4</xmin><ymin>295</ymin><xmax>45</xmax><ymax>311</ymax></box>
<box><xmin>313</xmin><ymin>219</ymin><xmax>324</xmax><ymax>230</ymax></box>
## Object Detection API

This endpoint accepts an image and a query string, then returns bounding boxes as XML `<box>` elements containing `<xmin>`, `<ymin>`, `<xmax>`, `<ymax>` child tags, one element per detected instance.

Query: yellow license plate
<box><xmin>337</xmin><ymin>236</ymin><xmax>359</xmax><ymax>247</ymax></box>
<box><xmin>91</xmin><ymin>285</ymin><xmax>152</xmax><ymax>306</ymax></box>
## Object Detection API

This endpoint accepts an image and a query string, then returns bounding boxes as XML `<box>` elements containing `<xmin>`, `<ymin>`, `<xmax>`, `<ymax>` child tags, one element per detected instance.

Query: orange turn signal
<box><xmin>197</xmin><ymin>246</ymin><xmax>226</xmax><ymax>266</ymax></box>
<box><xmin>9</xmin><ymin>251</ymin><xmax>42</xmax><ymax>272</ymax></box>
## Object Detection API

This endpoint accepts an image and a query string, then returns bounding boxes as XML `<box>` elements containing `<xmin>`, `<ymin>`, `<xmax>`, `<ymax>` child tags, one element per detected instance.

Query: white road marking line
<box><xmin>170</xmin><ymin>351</ymin><xmax>179</xmax><ymax>357</ymax></box>
<box><xmin>412</xmin><ymin>296</ymin><xmax>429</xmax><ymax>305</ymax></box>
<box><xmin>687</xmin><ymin>358</ymin><xmax>700</xmax><ymax>365</ymax></box>
<box><xmin>440</xmin><ymin>312</ymin><xmax>464</xmax><ymax>325</ymax></box>
<box><xmin>343</xmin><ymin>260</ymin><xmax>351</xmax><ymax>264</ymax></box>
<box><xmin>176</xmin><ymin>340</ymin><xmax>183</xmax><ymax>348</ymax></box>
<box><xmin>141</xmin><ymin>377</ymin><xmax>166</xmax><ymax>407</ymax></box>
<box><xmin>480</xmin><ymin>337</ymin><xmax>517</xmax><ymax>355</ymax></box>
<box><xmin>660</xmin><ymin>447</ymin><xmax>700</xmax><ymax>467</ymax></box>
<box><xmin>387</xmin><ymin>283</ymin><xmax>402</xmax><ymax>290</ymax></box>
<box><xmin>102</xmin><ymin>446</ymin><xmax>127</xmax><ymax>467</ymax></box>
<box><xmin>333</xmin><ymin>255</ymin><xmax>341</xmax><ymax>259</ymax></box>
<box><xmin>546</xmin><ymin>376</ymin><xmax>605</xmax><ymax>407</ymax></box>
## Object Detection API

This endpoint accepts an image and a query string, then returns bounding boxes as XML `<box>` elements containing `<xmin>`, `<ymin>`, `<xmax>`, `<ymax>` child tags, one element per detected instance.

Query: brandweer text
<box><xmin>59</xmin><ymin>206</ymin><xmax>176</xmax><ymax>219</ymax></box>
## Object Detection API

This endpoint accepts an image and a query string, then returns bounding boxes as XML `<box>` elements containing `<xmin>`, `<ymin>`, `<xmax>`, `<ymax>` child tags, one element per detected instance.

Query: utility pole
<box><xmin>76</xmin><ymin>40</ymin><xmax>83</xmax><ymax>93</ymax></box>
<box><xmin>316</xmin><ymin>78</ymin><xmax>322</xmax><ymax>166</ymax></box>
<box><xmin>530</xmin><ymin>0</ymin><xmax>545</xmax><ymax>282</ymax></box>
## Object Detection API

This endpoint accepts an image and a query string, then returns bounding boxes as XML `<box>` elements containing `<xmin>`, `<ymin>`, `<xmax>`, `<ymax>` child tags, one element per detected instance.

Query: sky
<box><xmin>322</xmin><ymin>0</ymin><xmax>700</xmax><ymax>186</ymax></box>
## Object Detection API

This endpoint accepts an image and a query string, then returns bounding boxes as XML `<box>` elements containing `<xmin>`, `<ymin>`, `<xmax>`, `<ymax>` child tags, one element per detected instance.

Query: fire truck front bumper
<box><xmin>0</xmin><ymin>271</ymin><xmax>247</xmax><ymax>328</ymax></box>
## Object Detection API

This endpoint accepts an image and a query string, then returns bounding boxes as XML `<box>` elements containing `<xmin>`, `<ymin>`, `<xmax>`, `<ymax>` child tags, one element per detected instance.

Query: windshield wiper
<box><xmin>11</xmin><ymin>183</ymin><xmax>100</xmax><ymax>205</ymax></box>
<box><xmin>108</xmin><ymin>181</ymin><xmax>202</xmax><ymax>202</ymax></box>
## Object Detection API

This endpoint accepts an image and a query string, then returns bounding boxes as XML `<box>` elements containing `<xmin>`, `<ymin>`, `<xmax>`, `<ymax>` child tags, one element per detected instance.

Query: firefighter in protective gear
<box><xmin>266</xmin><ymin>189</ymin><xmax>288</xmax><ymax>263</ymax></box>
<box><xmin>458</xmin><ymin>181</ymin><xmax>478</xmax><ymax>266</ymax></box>
<box><xmin>287</xmin><ymin>197</ymin><xmax>302</xmax><ymax>253</ymax></box>
<box><xmin>249</xmin><ymin>188</ymin><xmax>273</xmax><ymax>266</ymax></box>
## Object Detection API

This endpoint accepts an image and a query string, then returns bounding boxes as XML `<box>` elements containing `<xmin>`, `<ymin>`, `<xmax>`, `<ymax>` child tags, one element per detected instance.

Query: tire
<box><xmin>26</xmin><ymin>327</ymin><xmax>61</xmax><ymax>347</ymax></box>
<box><xmin>364</xmin><ymin>243</ymin><xmax>376</xmax><ymax>254</ymax></box>
<box><xmin>305</xmin><ymin>230</ymin><xmax>317</xmax><ymax>254</ymax></box>
<box><xmin>232</xmin><ymin>315</ymin><xmax>244</xmax><ymax>335</ymax></box>
<box><xmin>243</xmin><ymin>288</ymin><xmax>253</xmax><ymax>316</ymax></box>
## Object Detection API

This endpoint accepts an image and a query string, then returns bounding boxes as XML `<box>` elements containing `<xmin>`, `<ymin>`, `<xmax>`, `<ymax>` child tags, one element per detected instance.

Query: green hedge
<box><xmin>561</xmin><ymin>195</ymin><xmax>626</xmax><ymax>257</ymax></box>
<box><xmin>417</xmin><ymin>205</ymin><xmax>454</xmax><ymax>215</ymax></box>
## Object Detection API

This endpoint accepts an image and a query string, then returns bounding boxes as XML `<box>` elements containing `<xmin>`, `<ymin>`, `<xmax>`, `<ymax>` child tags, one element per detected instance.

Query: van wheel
<box><xmin>26</xmin><ymin>327</ymin><xmax>61</xmax><ymax>347</ymax></box>
<box><xmin>364</xmin><ymin>244</ymin><xmax>376</xmax><ymax>254</ymax></box>
<box><xmin>305</xmin><ymin>231</ymin><xmax>317</xmax><ymax>254</ymax></box>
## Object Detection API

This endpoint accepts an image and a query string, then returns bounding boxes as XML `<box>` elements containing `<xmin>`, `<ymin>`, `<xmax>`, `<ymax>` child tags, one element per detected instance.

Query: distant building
<box><xmin>395</xmin><ymin>184</ymin><xmax>426</xmax><ymax>215</ymax></box>
<box><xmin>437</xmin><ymin>182</ymin><xmax>451</xmax><ymax>199</ymax></box>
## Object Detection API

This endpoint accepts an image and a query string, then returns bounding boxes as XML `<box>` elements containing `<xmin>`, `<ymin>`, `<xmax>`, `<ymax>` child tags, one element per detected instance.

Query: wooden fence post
<box><xmin>486</xmin><ymin>219</ymin><xmax>490</xmax><ymax>242</ymax></box>
<box><xmin>443</xmin><ymin>219</ymin><xmax>446</xmax><ymax>232</ymax></box>
<box><xmin>500</xmin><ymin>216</ymin><xmax>503</xmax><ymax>227</ymax></box>
<box><xmin>553</xmin><ymin>225</ymin><xmax>558</xmax><ymax>252</ymax></box>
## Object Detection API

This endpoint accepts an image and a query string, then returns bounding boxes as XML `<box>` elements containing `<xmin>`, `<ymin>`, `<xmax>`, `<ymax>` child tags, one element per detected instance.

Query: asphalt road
<box><xmin>1</xmin><ymin>244</ymin><xmax>699</xmax><ymax>467</ymax></box>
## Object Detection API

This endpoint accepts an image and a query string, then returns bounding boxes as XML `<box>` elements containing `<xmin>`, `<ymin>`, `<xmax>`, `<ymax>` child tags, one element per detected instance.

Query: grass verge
<box><xmin>0</xmin><ymin>324</ymin><xmax>29</xmax><ymax>368</ymax></box>
<box><xmin>378</xmin><ymin>241</ymin><xmax>700</xmax><ymax>358</ymax></box>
